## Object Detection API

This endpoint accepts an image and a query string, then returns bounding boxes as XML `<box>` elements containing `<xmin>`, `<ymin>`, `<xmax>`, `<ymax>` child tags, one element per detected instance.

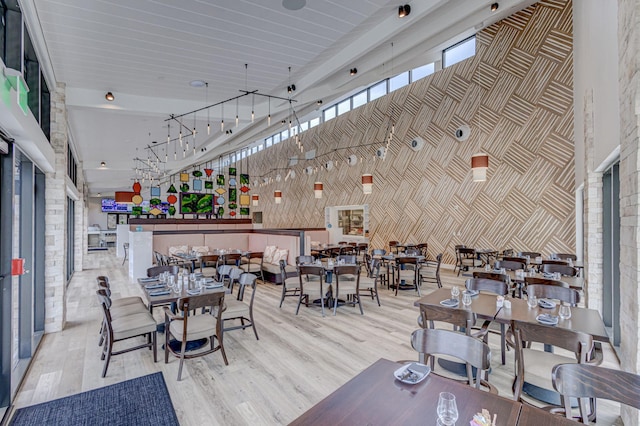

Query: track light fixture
<box><xmin>317</xmin><ymin>100</ymin><xmax>323</xmax><ymax>105</ymax></box>
<box><xmin>105</xmin><ymin>92</ymin><xmax>114</xmax><ymax>101</ymax></box>
<box><xmin>287</xmin><ymin>84</ymin><xmax>296</xmax><ymax>93</ymax></box>
<box><xmin>398</xmin><ymin>4</ymin><xmax>411</xmax><ymax>18</ymax></box>
<box><xmin>350</xmin><ymin>68</ymin><xmax>358</xmax><ymax>76</ymax></box>
<box><xmin>490</xmin><ymin>2</ymin><xmax>499</xmax><ymax>12</ymax></box>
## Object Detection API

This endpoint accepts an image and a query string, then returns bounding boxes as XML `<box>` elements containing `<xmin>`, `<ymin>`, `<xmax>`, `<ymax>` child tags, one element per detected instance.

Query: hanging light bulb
<box><xmin>206</xmin><ymin>82</ymin><xmax>211</xmax><ymax>135</ymax></box>
<box><xmin>221</xmin><ymin>102</ymin><xmax>225</xmax><ymax>131</ymax></box>
<box><xmin>251</xmin><ymin>94</ymin><xmax>255</xmax><ymax>123</ymax></box>
<box><xmin>267</xmin><ymin>97</ymin><xmax>271</xmax><ymax>125</ymax></box>
<box><xmin>235</xmin><ymin>98</ymin><xmax>239</xmax><ymax>127</ymax></box>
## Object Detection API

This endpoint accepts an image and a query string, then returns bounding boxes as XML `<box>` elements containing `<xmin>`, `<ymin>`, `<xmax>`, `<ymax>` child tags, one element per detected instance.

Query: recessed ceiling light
<box><xmin>189</xmin><ymin>80</ymin><xmax>206</xmax><ymax>88</ymax></box>
<box><xmin>100</xmin><ymin>161</ymin><xmax>106</xmax><ymax>168</ymax></box>
<box><xmin>490</xmin><ymin>3</ymin><xmax>499</xmax><ymax>12</ymax></box>
<box><xmin>282</xmin><ymin>0</ymin><xmax>306</xmax><ymax>11</ymax></box>
<box><xmin>152</xmin><ymin>140</ymin><xmax>157</xmax><ymax>144</ymax></box>
<box><xmin>105</xmin><ymin>92</ymin><xmax>114</xmax><ymax>101</ymax></box>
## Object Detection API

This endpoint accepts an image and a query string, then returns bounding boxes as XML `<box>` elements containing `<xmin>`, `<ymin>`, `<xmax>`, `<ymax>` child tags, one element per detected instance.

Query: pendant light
<box><xmin>274</xmin><ymin>190</ymin><xmax>282</xmax><ymax>204</ymax></box>
<box><xmin>314</xmin><ymin>182</ymin><xmax>323</xmax><ymax>199</ymax></box>
<box><xmin>206</xmin><ymin>82</ymin><xmax>211</xmax><ymax>135</ymax></box>
<box><xmin>267</xmin><ymin>97</ymin><xmax>271</xmax><ymax>126</ymax></box>
<box><xmin>471</xmin><ymin>153</ymin><xmax>489</xmax><ymax>182</ymax></box>
<box><xmin>362</xmin><ymin>174</ymin><xmax>373</xmax><ymax>194</ymax></box>
<box><xmin>252</xmin><ymin>195</ymin><xmax>259</xmax><ymax>206</ymax></box>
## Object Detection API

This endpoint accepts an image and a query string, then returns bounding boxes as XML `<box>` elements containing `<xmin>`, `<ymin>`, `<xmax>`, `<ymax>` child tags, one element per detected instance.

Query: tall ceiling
<box><xmin>26</xmin><ymin>0</ymin><xmax>534</xmax><ymax>195</ymax></box>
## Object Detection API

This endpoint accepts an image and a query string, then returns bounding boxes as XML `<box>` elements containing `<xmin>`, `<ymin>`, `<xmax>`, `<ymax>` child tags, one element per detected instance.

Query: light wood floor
<box><xmin>11</xmin><ymin>250</ymin><xmax>623</xmax><ymax>425</ymax></box>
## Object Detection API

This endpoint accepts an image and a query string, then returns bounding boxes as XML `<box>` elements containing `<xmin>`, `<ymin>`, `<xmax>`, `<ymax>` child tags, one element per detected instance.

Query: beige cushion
<box><xmin>200</xmin><ymin>266</ymin><xmax>217</xmax><ymax>277</ymax></box>
<box><xmin>271</xmin><ymin>249</ymin><xmax>289</xmax><ymax>265</ymax></box>
<box><xmin>112</xmin><ymin>312</ymin><xmax>157</xmax><ymax>340</ymax></box>
<box><xmin>169</xmin><ymin>314</ymin><xmax>218</xmax><ymax>342</ymax></box>
<box><xmin>111</xmin><ymin>296</ymin><xmax>144</xmax><ymax>307</ymax></box>
<box><xmin>283</xmin><ymin>276</ymin><xmax>301</xmax><ymax>289</ymax></box>
<box><xmin>300</xmin><ymin>279</ymin><xmax>325</xmax><ymax>297</ymax></box>
<box><xmin>110</xmin><ymin>303</ymin><xmax>149</xmax><ymax>318</ymax></box>
<box><xmin>191</xmin><ymin>246</ymin><xmax>209</xmax><ymax>255</ymax></box>
<box><xmin>240</xmin><ymin>262</ymin><xmax>261</xmax><ymax>273</ymax></box>
<box><xmin>359</xmin><ymin>276</ymin><xmax>376</xmax><ymax>289</ymax></box>
<box><xmin>218</xmin><ymin>300</ymin><xmax>249</xmax><ymax>320</ymax></box>
<box><xmin>263</xmin><ymin>246</ymin><xmax>278</xmax><ymax>264</ymax></box>
<box><xmin>522</xmin><ymin>348</ymin><xmax>576</xmax><ymax>390</ymax></box>
<box><xmin>335</xmin><ymin>278</ymin><xmax>358</xmax><ymax>295</ymax></box>
<box><xmin>169</xmin><ymin>245</ymin><xmax>189</xmax><ymax>256</ymax></box>
<box><xmin>461</xmin><ymin>258</ymin><xmax>482</xmax><ymax>267</ymax></box>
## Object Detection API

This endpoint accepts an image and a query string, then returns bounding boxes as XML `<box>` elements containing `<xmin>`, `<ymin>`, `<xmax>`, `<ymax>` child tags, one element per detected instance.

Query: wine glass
<box><xmin>462</xmin><ymin>293</ymin><xmax>472</xmax><ymax>307</ymax></box>
<box><xmin>527</xmin><ymin>293</ymin><xmax>538</xmax><ymax>309</ymax></box>
<box><xmin>437</xmin><ymin>392</ymin><xmax>458</xmax><ymax>426</ymax></box>
<box><xmin>450</xmin><ymin>286</ymin><xmax>460</xmax><ymax>300</ymax></box>
<box><xmin>559</xmin><ymin>303</ymin><xmax>572</xmax><ymax>320</ymax></box>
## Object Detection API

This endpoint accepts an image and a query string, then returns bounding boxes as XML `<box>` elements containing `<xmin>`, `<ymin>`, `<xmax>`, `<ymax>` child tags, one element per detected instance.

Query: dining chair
<box><xmin>552</xmin><ymin>363</ymin><xmax>640</xmax><ymax>423</ymax></box>
<box><xmin>541</xmin><ymin>259</ymin><xmax>569</xmax><ymax>266</ymax></box>
<box><xmin>393</xmin><ymin>256</ymin><xmax>421</xmax><ymax>296</ymax></box>
<box><xmin>419</xmin><ymin>253</ymin><xmax>443</xmax><ymax>289</ymax></box>
<box><xmin>358</xmin><ymin>257</ymin><xmax>381</xmax><ymax>306</ymax></box>
<box><xmin>405</xmin><ymin>248</ymin><xmax>421</xmax><ymax>256</ymax></box>
<box><xmin>472</xmin><ymin>271</ymin><xmax>509</xmax><ymax>284</ymax></box>
<box><xmin>147</xmin><ymin>265</ymin><xmax>180</xmax><ymax>277</ymax></box>
<box><xmin>215</xmin><ymin>273</ymin><xmax>259</xmax><ymax>340</ymax></box>
<box><xmin>240</xmin><ymin>252</ymin><xmax>264</xmax><ymax>282</ymax></box>
<box><xmin>524</xmin><ymin>284</ymin><xmax>580</xmax><ymax>306</ymax></box>
<box><xmin>495</xmin><ymin>259</ymin><xmax>526</xmax><ymax>271</ymax></box>
<box><xmin>296</xmin><ymin>265</ymin><xmax>327</xmax><ymax>316</ymax></box>
<box><xmin>199</xmin><ymin>254</ymin><xmax>221</xmax><ymax>278</ymax></box>
<box><xmin>457</xmin><ymin>247</ymin><xmax>482</xmax><ymax>276</ymax></box>
<box><xmin>465</xmin><ymin>278</ymin><xmax>509</xmax><ymax>364</ymax></box>
<box><xmin>96</xmin><ymin>289</ymin><xmax>157</xmax><ymax>378</ymax></box>
<box><xmin>356</xmin><ymin>243</ymin><xmax>369</xmax><ymax>263</ymax></box>
<box><xmin>541</xmin><ymin>263</ymin><xmax>578</xmax><ymax>277</ymax></box>
<box><xmin>511</xmin><ymin>320</ymin><xmax>594</xmax><ymax>408</ymax></box>
<box><xmin>227</xmin><ymin>266</ymin><xmax>244</xmax><ymax>295</ymax></box>
<box><xmin>336</xmin><ymin>254</ymin><xmax>357</xmax><ymax>264</ymax></box>
<box><xmin>164</xmin><ymin>291</ymin><xmax>227</xmax><ymax>381</ymax></box>
<box><xmin>217</xmin><ymin>264</ymin><xmax>234</xmax><ymax>285</ymax></box>
<box><xmin>223</xmin><ymin>252</ymin><xmax>242</xmax><ymax>267</ymax></box>
<box><xmin>453</xmin><ymin>245</ymin><xmax>466</xmax><ymax>275</ymax></box>
<box><xmin>96</xmin><ymin>276</ymin><xmax>143</xmax><ymax>306</ymax></box>
<box><xmin>410</xmin><ymin>328</ymin><xmax>495</xmax><ymax>392</ymax></box>
<box><xmin>96</xmin><ymin>279</ymin><xmax>148</xmax><ymax>346</ymax></box>
<box><xmin>389</xmin><ymin>241</ymin><xmax>401</xmax><ymax>254</ymax></box>
<box><xmin>332</xmin><ymin>264</ymin><xmax>362</xmax><ymax>315</ymax></box>
<box><xmin>279</xmin><ymin>259</ymin><xmax>301</xmax><ymax>308</ymax></box>
<box><xmin>523</xmin><ymin>276</ymin><xmax>569</xmax><ymax>288</ymax></box>
<box><xmin>296</xmin><ymin>255</ymin><xmax>315</xmax><ymax>265</ymax></box>
<box><xmin>551</xmin><ymin>253</ymin><xmax>578</xmax><ymax>261</ymax></box>
<box><xmin>416</xmin><ymin>243</ymin><xmax>429</xmax><ymax>259</ymax></box>
<box><xmin>518</xmin><ymin>251</ymin><xmax>541</xmax><ymax>259</ymax></box>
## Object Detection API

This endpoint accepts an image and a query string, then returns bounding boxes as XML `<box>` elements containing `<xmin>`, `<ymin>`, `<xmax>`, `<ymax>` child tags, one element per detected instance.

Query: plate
<box><xmin>536</xmin><ymin>314</ymin><xmax>559</xmax><ymax>326</ymax></box>
<box><xmin>440</xmin><ymin>298</ymin><xmax>459</xmax><ymax>307</ymax></box>
<box><xmin>538</xmin><ymin>299</ymin><xmax>556</xmax><ymax>309</ymax></box>
<box><xmin>139</xmin><ymin>277</ymin><xmax>159</xmax><ymax>283</ymax></box>
<box><xmin>204</xmin><ymin>283</ymin><xmax>224</xmax><ymax>289</ymax></box>
<box><xmin>394</xmin><ymin>362</ymin><xmax>431</xmax><ymax>384</ymax></box>
<box><xmin>149</xmin><ymin>290</ymin><xmax>170</xmax><ymax>297</ymax></box>
<box><xmin>463</xmin><ymin>289</ymin><xmax>479</xmax><ymax>297</ymax></box>
<box><xmin>145</xmin><ymin>283</ymin><xmax>165</xmax><ymax>290</ymax></box>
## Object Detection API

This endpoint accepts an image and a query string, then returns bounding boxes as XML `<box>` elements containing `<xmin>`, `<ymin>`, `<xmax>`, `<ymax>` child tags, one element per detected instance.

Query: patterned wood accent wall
<box><xmin>249</xmin><ymin>0</ymin><xmax>574</xmax><ymax>264</ymax></box>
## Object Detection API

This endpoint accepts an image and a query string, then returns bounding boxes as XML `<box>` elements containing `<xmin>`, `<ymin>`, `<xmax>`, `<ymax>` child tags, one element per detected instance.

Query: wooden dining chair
<box><xmin>359</xmin><ymin>257</ymin><xmax>381</xmax><ymax>306</ymax></box>
<box><xmin>146</xmin><ymin>265</ymin><xmax>180</xmax><ymax>277</ymax></box>
<box><xmin>223</xmin><ymin>252</ymin><xmax>242</xmax><ymax>267</ymax></box>
<box><xmin>199</xmin><ymin>254</ymin><xmax>221</xmax><ymax>278</ymax></box>
<box><xmin>457</xmin><ymin>247</ymin><xmax>482</xmax><ymax>276</ymax></box>
<box><xmin>551</xmin><ymin>253</ymin><xmax>578</xmax><ymax>261</ymax></box>
<box><xmin>279</xmin><ymin>259</ymin><xmax>300</xmax><ymax>308</ymax></box>
<box><xmin>410</xmin><ymin>328</ymin><xmax>495</xmax><ymax>392</ymax></box>
<box><xmin>525</xmin><ymin>284</ymin><xmax>580</xmax><ymax>306</ymax></box>
<box><xmin>416</xmin><ymin>243</ymin><xmax>429</xmax><ymax>259</ymax></box>
<box><xmin>495</xmin><ymin>259</ymin><xmax>526</xmax><ymax>271</ymax></box>
<box><xmin>333</xmin><ymin>265</ymin><xmax>362</xmax><ymax>315</ymax></box>
<box><xmin>518</xmin><ymin>251</ymin><xmax>541</xmax><ymax>259</ymax></box>
<box><xmin>542</xmin><ymin>263</ymin><xmax>578</xmax><ymax>277</ymax></box>
<box><xmin>511</xmin><ymin>320</ymin><xmax>594</xmax><ymax>408</ymax></box>
<box><xmin>552</xmin><ymin>363</ymin><xmax>640</xmax><ymax>423</ymax></box>
<box><xmin>393</xmin><ymin>256</ymin><xmax>421</xmax><ymax>296</ymax></box>
<box><xmin>472</xmin><ymin>271</ymin><xmax>509</xmax><ymax>284</ymax></box>
<box><xmin>541</xmin><ymin>259</ymin><xmax>569</xmax><ymax>266</ymax></box>
<box><xmin>419</xmin><ymin>253</ymin><xmax>443</xmax><ymax>289</ymax></box>
<box><xmin>239</xmin><ymin>252</ymin><xmax>264</xmax><ymax>282</ymax></box>
<box><xmin>296</xmin><ymin>265</ymin><xmax>327</xmax><ymax>316</ymax></box>
<box><xmin>389</xmin><ymin>241</ymin><xmax>401</xmax><ymax>254</ymax></box>
<box><xmin>164</xmin><ymin>291</ymin><xmax>227</xmax><ymax>381</ymax></box>
<box><xmin>96</xmin><ymin>289</ymin><xmax>157</xmax><ymax>378</ymax></box>
<box><xmin>216</xmin><ymin>273</ymin><xmax>259</xmax><ymax>340</ymax></box>
<box><xmin>524</xmin><ymin>276</ymin><xmax>569</xmax><ymax>288</ymax></box>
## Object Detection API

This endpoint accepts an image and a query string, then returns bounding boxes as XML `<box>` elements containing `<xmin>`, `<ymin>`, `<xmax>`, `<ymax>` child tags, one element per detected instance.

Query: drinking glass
<box><xmin>527</xmin><ymin>293</ymin><xmax>538</xmax><ymax>309</ymax></box>
<box><xmin>437</xmin><ymin>392</ymin><xmax>458</xmax><ymax>426</ymax></box>
<box><xmin>450</xmin><ymin>286</ymin><xmax>460</xmax><ymax>300</ymax></box>
<box><xmin>559</xmin><ymin>303</ymin><xmax>572</xmax><ymax>320</ymax></box>
<box><xmin>462</xmin><ymin>293</ymin><xmax>472</xmax><ymax>307</ymax></box>
<box><xmin>484</xmin><ymin>264</ymin><xmax>491</xmax><ymax>272</ymax></box>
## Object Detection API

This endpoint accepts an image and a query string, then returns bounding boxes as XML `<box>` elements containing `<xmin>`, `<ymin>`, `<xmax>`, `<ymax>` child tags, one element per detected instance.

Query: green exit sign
<box><xmin>3</xmin><ymin>68</ymin><xmax>29</xmax><ymax>115</ymax></box>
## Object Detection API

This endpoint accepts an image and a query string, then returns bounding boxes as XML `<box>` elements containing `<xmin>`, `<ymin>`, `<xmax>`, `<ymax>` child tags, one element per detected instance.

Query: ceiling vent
<box><xmin>455</xmin><ymin>124</ymin><xmax>471</xmax><ymax>142</ymax></box>
<box><xmin>409</xmin><ymin>136</ymin><xmax>425</xmax><ymax>152</ymax></box>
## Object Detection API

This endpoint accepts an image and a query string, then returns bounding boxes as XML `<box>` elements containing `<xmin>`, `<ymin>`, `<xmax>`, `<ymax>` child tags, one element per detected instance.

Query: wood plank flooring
<box><xmin>10</xmin><ymin>251</ymin><xmax>623</xmax><ymax>425</ymax></box>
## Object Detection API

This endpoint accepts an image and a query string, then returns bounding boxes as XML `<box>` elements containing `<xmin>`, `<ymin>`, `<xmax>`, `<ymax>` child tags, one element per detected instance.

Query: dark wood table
<box><xmin>289</xmin><ymin>358</ymin><xmax>522</xmax><ymax>426</ymax></box>
<box><xmin>414</xmin><ymin>287</ymin><xmax>502</xmax><ymax>321</ymax></box>
<box><xmin>472</xmin><ymin>268</ymin><xmax>584</xmax><ymax>291</ymax></box>
<box><xmin>138</xmin><ymin>278</ymin><xmax>227</xmax><ymax>312</ymax></box>
<box><xmin>517</xmin><ymin>404</ymin><xmax>577</xmax><ymax>426</ymax></box>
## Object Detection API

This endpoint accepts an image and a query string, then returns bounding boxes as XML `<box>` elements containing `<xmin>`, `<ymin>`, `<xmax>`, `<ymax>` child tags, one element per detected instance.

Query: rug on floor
<box><xmin>10</xmin><ymin>372</ymin><xmax>179</xmax><ymax>426</ymax></box>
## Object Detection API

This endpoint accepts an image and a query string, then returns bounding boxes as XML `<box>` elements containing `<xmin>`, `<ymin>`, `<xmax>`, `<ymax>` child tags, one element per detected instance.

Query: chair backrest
<box><xmin>298</xmin><ymin>265</ymin><xmax>324</xmax><ymax>290</ymax></box>
<box><xmin>229</xmin><ymin>266</ymin><xmax>243</xmax><ymax>281</ymax></box>
<box><xmin>458</xmin><ymin>247</ymin><xmax>476</xmax><ymax>257</ymax></box>
<box><xmin>366</xmin><ymin>258</ymin><xmax>381</xmax><ymax>278</ymax></box>
<box><xmin>177</xmin><ymin>291</ymin><xmax>225</xmax><ymax>313</ymax></box>
<box><xmin>200</xmin><ymin>254</ymin><xmax>220</xmax><ymax>267</ymax></box>
<box><xmin>405</xmin><ymin>248</ymin><xmax>421</xmax><ymax>256</ymax></box>
<box><xmin>541</xmin><ymin>259</ymin><xmax>569</xmax><ymax>266</ymax></box>
<box><xmin>237</xmin><ymin>273</ymin><xmax>258</xmax><ymax>304</ymax></box>
<box><xmin>389</xmin><ymin>241</ymin><xmax>400</xmax><ymax>248</ymax></box>
<box><xmin>512</xmin><ymin>320</ymin><xmax>592</xmax><ymax>360</ymax></box>
<box><xmin>472</xmin><ymin>271</ymin><xmax>509</xmax><ymax>284</ymax></box>
<box><xmin>432</xmin><ymin>253</ymin><xmax>443</xmax><ymax>275</ymax></box>
<box><xmin>296</xmin><ymin>255</ymin><xmax>315</xmax><ymax>265</ymax></box>
<box><xmin>495</xmin><ymin>260</ymin><xmax>525</xmax><ymax>271</ymax></box>
<box><xmin>524</xmin><ymin>276</ymin><xmax>569</xmax><ymax>288</ymax></box>
<box><xmin>502</xmin><ymin>256</ymin><xmax>528</xmax><ymax>264</ymax></box>
<box><xmin>551</xmin><ymin>253</ymin><xmax>578</xmax><ymax>261</ymax></box>
<box><xmin>518</xmin><ymin>251</ymin><xmax>541</xmax><ymax>258</ymax></box>
<box><xmin>416</xmin><ymin>243</ymin><xmax>428</xmax><ymax>257</ymax></box>
<box><xmin>525</xmin><ymin>284</ymin><xmax>580</xmax><ymax>305</ymax></box>
<box><xmin>419</xmin><ymin>303</ymin><xmax>476</xmax><ymax>332</ymax></box>
<box><xmin>217</xmin><ymin>264</ymin><xmax>233</xmax><ymax>278</ymax></box>
<box><xmin>552</xmin><ymin>364</ymin><xmax>640</xmax><ymax>410</ymax></box>
<box><xmin>411</xmin><ymin>328</ymin><xmax>491</xmax><ymax>389</ymax></box>
<box><xmin>465</xmin><ymin>278</ymin><xmax>508</xmax><ymax>296</ymax></box>
<box><xmin>336</xmin><ymin>254</ymin><xmax>356</xmax><ymax>264</ymax></box>
<box><xmin>334</xmin><ymin>265</ymin><xmax>360</xmax><ymax>290</ymax></box>
<box><xmin>224</xmin><ymin>253</ymin><xmax>242</xmax><ymax>265</ymax></box>
<box><xmin>246</xmin><ymin>251</ymin><xmax>263</xmax><ymax>261</ymax></box>
<box><xmin>96</xmin><ymin>275</ymin><xmax>110</xmax><ymax>286</ymax></box>
<box><xmin>147</xmin><ymin>265</ymin><xmax>179</xmax><ymax>277</ymax></box>
<box><xmin>356</xmin><ymin>243</ymin><xmax>369</xmax><ymax>253</ymax></box>
<box><xmin>541</xmin><ymin>263</ymin><xmax>578</xmax><ymax>276</ymax></box>
<box><xmin>280</xmin><ymin>259</ymin><xmax>298</xmax><ymax>281</ymax></box>
<box><xmin>371</xmin><ymin>249</ymin><xmax>386</xmax><ymax>256</ymax></box>
<box><xmin>501</xmin><ymin>248</ymin><xmax>515</xmax><ymax>258</ymax></box>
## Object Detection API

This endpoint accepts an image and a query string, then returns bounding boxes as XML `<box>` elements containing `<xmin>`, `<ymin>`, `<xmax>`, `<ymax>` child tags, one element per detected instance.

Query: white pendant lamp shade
<box><xmin>362</xmin><ymin>174</ymin><xmax>373</xmax><ymax>194</ymax></box>
<box><xmin>314</xmin><ymin>182</ymin><xmax>323</xmax><ymax>199</ymax></box>
<box><xmin>471</xmin><ymin>153</ymin><xmax>489</xmax><ymax>182</ymax></box>
<box><xmin>252</xmin><ymin>195</ymin><xmax>259</xmax><ymax>206</ymax></box>
<box><xmin>274</xmin><ymin>190</ymin><xmax>282</xmax><ymax>204</ymax></box>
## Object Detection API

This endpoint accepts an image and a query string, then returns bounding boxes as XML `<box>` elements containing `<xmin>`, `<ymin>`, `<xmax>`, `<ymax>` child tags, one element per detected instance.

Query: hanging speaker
<box><xmin>455</xmin><ymin>124</ymin><xmax>471</xmax><ymax>142</ymax></box>
<box><xmin>376</xmin><ymin>147</ymin><xmax>386</xmax><ymax>159</ymax></box>
<box><xmin>409</xmin><ymin>136</ymin><xmax>425</xmax><ymax>152</ymax></box>
<box><xmin>347</xmin><ymin>154</ymin><xmax>358</xmax><ymax>166</ymax></box>
<box><xmin>324</xmin><ymin>160</ymin><xmax>334</xmax><ymax>171</ymax></box>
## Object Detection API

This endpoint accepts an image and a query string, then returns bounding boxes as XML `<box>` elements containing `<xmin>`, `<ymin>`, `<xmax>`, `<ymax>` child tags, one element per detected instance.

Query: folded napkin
<box><xmin>440</xmin><ymin>298</ymin><xmax>459</xmax><ymax>307</ymax></box>
<box><xmin>203</xmin><ymin>278</ymin><xmax>216</xmax><ymax>283</ymax></box>
<box><xmin>543</xmin><ymin>272</ymin><xmax>555</xmax><ymax>278</ymax></box>
<box><xmin>187</xmin><ymin>289</ymin><xmax>202</xmax><ymax>295</ymax></box>
<box><xmin>204</xmin><ymin>282</ymin><xmax>224</xmax><ymax>289</ymax></box>
<box><xmin>149</xmin><ymin>289</ymin><xmax>170</xmax><ymax>296</ymax></box>
<box><xmin>536</xmin><ymin>313</ymin><xmax>558</xmax><ymax>325</ymax></box>
<box><xmin>145</xmin><ymin>283</ymin><xmax>165</xmax><ymax>290</ymax></box>
<box><xmin>538</xmin><ymin>298</ymin><xmax>556</xmax><ymax>309</ymax></box>
<box><xmin>139</xmin><ymin>277</ymin><xmax>158</xmax><ymax>283</ymax></box>
<box><xmin>463</xmin><ymin>289</ymin><xmax>479</xmax><ymax>297</ymax></box>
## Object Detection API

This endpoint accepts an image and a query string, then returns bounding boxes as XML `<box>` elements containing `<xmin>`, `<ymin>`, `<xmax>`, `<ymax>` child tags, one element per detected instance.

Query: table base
<box><xmin>164</xmin><ymin>338</ymin><xmax>208</xmax><ymax>353</ymax></box>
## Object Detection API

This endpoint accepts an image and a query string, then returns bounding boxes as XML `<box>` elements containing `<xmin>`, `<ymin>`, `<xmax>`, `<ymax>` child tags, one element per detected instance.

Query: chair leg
<box><xmin>250</xmin><ymin>312</ymin><xmax>259</xmax><ymax>340</ymax></box>
<box><xmin>333</xmin><ymin>289</ymin><xmax>338</xmax><ymax>316</ymax></box>
<box><xmin>165</xmin><ymin>327</ymin><xmax>170</xmax><ymax>364</ymax></box>
<box><xmin>177</xmin><ymin>339</ymin><xmax>187</xmax><ymax>381</ymax></box>
<box><xmin>152</xmin><ymin>331</ymin><xmax>157</xmax><ymax>362</ymax></box>
<box><xmin>279</xmin><ymin>285</ymin><xmax>287</xmax><ymax>308</ymax></box>
<box><xmin>102</xmin><ymin>339</ymin><xmax>113</xmax><ymax>378</ymax></box>
<box><xmin>357</xmin><ymin>294</ymin><xmax>363</xmax><ymax>315</ymax></box>
<box><xmin>218</xmin><ymin>334</ymin><xmax>229</xmax><ymax>365</ymax></box>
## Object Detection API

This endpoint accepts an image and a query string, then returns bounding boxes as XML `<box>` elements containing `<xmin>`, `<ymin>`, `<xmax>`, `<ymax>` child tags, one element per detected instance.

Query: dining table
<box><xmin>290</xmin><ymin>358</ymin><xmax>573</xmax><ymax>425</ymax></box>
<box><xmin>138</xmin><ymin>276</ymin><xmax>228</xmax><ymax>313</ymax></box>
<box><xmin>472</xmin><ymin>267</ymin><xmax>584</xmax><ymax>291</ymax></box>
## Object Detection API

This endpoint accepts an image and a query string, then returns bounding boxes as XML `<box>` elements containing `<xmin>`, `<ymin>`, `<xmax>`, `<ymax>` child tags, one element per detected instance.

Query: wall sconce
<box><xmin>471</xmin><ymin>153</ymin><xmax>489</xmax><ymax>182</ymax></box>
<box><xmin>105</xmin><ymin>92</ymin><xmax>114</xmax><ymax>101</ymax></box>
<box><xmin>314</xmin><ymin>182</ymin><xmax>323</xmax><ymax>199</ymax></box>
<box><xmin>274</xmin><ymin>190</ymin><xmax>282</xmax><ymax>204</ymax></box>
<box><xmin>362</xmin><ymin>174</ymin><xmax>373</xmax><ymax>194</ymax></box>
<box><xmin>252</xmin><ymin>195</ymin><xmax>259</xmax><ymax>206</ymax></box>
<box><xmin>350</xmin><ymin>68</ymin><xmax>358</xmax><ymax>76</ymax></box>
<box><xmin>398</xmin><ymin>4</ymin><xmax>411</xmax><ymax>18</ymax></box>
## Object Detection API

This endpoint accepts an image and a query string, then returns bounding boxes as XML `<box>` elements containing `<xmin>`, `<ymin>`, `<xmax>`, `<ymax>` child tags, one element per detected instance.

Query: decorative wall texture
<box><xmin>250</xmin><ymin>0</ymin><xmax>575</xmax><ymax>264</ymax></box>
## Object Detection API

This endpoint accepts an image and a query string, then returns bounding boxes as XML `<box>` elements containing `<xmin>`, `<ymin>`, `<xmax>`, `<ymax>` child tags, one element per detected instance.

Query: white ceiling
<box><xmin>27</xmin><ymin>0</ymin><xmax>534</xmax><ymax>195</ymax></box>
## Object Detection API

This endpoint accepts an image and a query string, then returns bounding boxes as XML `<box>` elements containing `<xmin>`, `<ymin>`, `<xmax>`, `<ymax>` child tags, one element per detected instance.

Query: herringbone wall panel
<box><xmin>248</xmin><ymin>0</ymin><xmax>575</xmax><ymax>264</ymax></box>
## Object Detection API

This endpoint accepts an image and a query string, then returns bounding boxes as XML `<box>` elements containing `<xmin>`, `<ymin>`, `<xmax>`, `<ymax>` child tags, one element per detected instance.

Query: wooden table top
<box><xmin>289</xmin><ymin>358</ymin><xmax>522</xmax><ymax>426</ymax></box>
<box><xmin>517</xmin><ymin>404</ymin><xmax>577</xmax><ymax>426</ymax></box>
<box><xmin>472</xmin><ymin>268</ymin><xmax>583</xmax><ymax>290</ymax></box>
<box><xmin>414</xmin><ymin>287</ymin><xmax>502</xmax><ymax>321</ymax></box>
<box><xmin>139</xmin><ymin>279</ymin><xmax>227</xmax><ymax>307</ymax></box>
<box><xmin>494</xmin><ymin>297</ymin><xmax>609</xmax><ymax>342</ymax></box>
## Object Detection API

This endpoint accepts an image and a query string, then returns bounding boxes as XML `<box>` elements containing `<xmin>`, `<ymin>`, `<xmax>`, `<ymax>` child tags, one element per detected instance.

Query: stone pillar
<box><xmin>618</xmin><ymin>0</ymin><xmax>640</xmax><ymax>424</ymax></box>
<box><xmin>44</xmin><ymin>82</ymin><xmax>67</xmax><ymax>332</ymax></box>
